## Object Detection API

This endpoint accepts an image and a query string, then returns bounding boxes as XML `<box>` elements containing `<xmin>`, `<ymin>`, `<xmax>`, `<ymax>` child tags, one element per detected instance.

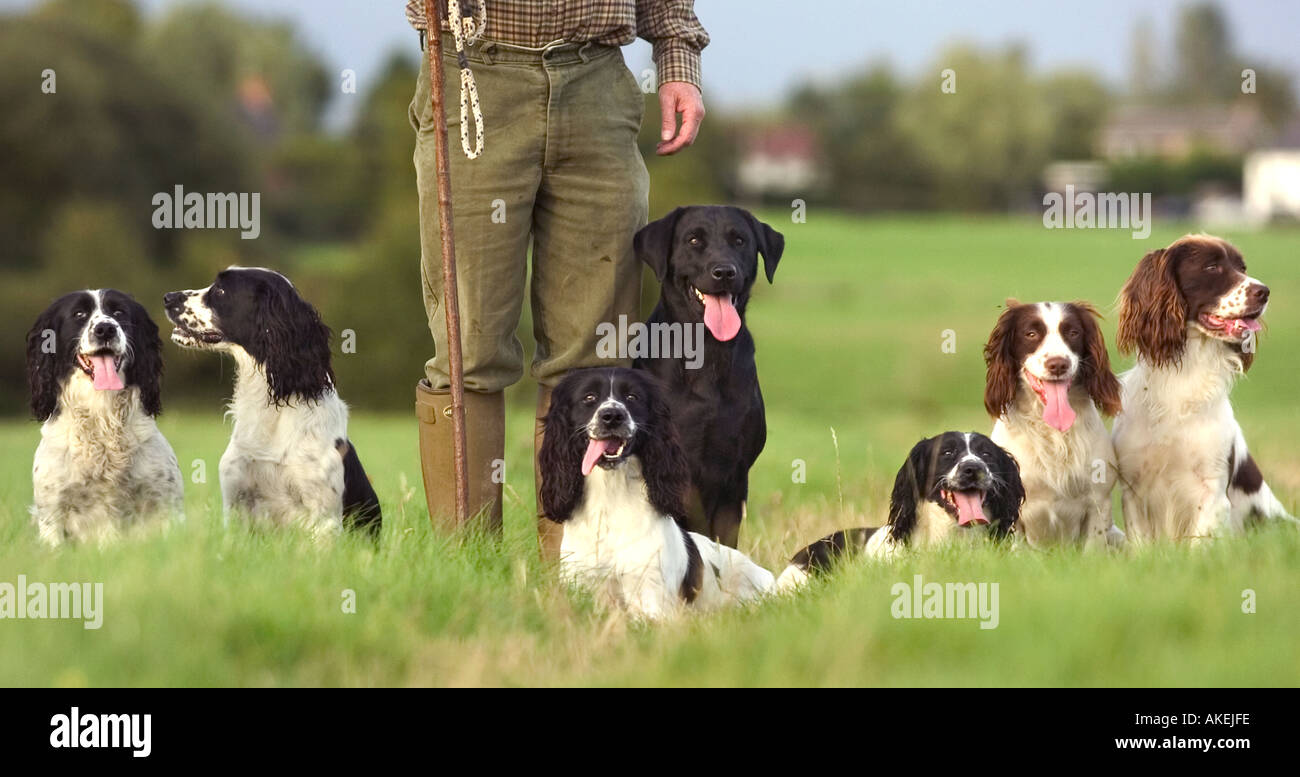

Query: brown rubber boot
<box><xmin>534</xmin><ymin>384</ymin><xmax>564</xmax><ymax>561</ymax></box>
<box><xmin>415</xmin><ymin>379</ymin><xmax>505</xmax><ymax>534</ymax></box>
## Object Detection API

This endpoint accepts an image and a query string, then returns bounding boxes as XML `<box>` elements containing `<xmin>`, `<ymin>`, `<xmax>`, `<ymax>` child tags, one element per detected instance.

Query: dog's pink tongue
<box><xmin>580</xmin><ymin>438</ymin><xmax>620</xmax><ymax>477</ymax></box>
<box><xmin>1041</xmin><ymin>380</ymin><xmax>1075</xmax><ymax>432</ymax></box>
<box><xmin>701</xmin><ymin>293</ymin><xmax>741</xmax><ymax>341</ymax></box>
<box><xmin>953</xmin><ymin>491</ymin><xmax>989</xmax><ymax>526</ymax></box>
<box><xmin>1237</xmin><ymin>318</ymin><xmax>1262</xmax><ymax>335</ymax></box>
<box><xmin>90</xmin><ymin>355</ymin><xmax>124</xmax><ymax>391</ymax></box>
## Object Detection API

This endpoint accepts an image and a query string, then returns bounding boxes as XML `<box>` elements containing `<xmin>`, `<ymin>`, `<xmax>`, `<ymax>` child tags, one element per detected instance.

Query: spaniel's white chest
<box><xmin>559</xmin><ymin>464</ymin><xmax>690</xmax><ymax>619</ymax></box>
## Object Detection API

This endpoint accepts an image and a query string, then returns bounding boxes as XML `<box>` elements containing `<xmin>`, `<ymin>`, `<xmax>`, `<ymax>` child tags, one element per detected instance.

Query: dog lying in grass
<box><xmin>539</xmin><ymin>367</ymin><xmax>774</xmax><ymax>619</ymax></box>
<box><xmin>776</xmin><ymin>432</ymin><xmax>1024</xmax><ymax>590</ymax></box>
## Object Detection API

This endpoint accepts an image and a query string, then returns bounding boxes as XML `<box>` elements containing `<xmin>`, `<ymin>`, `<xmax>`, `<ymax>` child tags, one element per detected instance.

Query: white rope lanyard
<box><xmin>446</xmin><ymin>0</ymin><xmax>486</xmax><ymax>160</ymax></box>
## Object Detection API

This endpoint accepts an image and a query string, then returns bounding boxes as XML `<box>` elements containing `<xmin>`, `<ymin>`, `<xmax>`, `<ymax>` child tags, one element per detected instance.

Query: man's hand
<box><xmin>657</xmin><ymin>82</ymin><xmax>705</xmax><ymax>155</ymax></box>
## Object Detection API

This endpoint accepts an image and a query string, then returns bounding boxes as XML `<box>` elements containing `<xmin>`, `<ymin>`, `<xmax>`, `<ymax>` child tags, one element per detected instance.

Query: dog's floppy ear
<box><xmin>888</xmin><ymin>436</ymin><xmax>934</xmax><ymax>543</ymax></box>
<box><xmin>983</xmin><ymin>301</ymin><xmax>1023</xmax><ymax>419</ymax></box>
<box><xmin>1117</xmin><ymin>245</ymin><xmax>1187</xmax><ymax>367</ymax></box>
<box><xmin>743</xmin><ymin>210</ymin><xmax>785</xmax><ymax>283</ymax></box>
<box><xmin>538</xmin><ymin>383</ymin><xmax>586</xmax><ymax>523</ymax></box>
<box><xmin>637</xmin><ymin>376</ymin><xmax>690</xmax><ymax>521</ymax></box>
<box><xmin>1071</xmin><ymin>301</ymin><xmax>1121</xmax><ymax>417</ymax></box>
<box><xmin>26</xmin><ymin>303</ymin><xmax>64</xmax><ymax>422</ymax></box>
<box><xmin>250</xmin><ymin>284</ymin><xmax>334</xmax><ymax>405</ymax></box>
<box><xmin>124</xmin><ymin>295</ymin><xmax>164</xmax><ymax>417</ymax></box>
<box><xmin>979</xmin><ymin>439</ymin><xmax>1024</xmax><ymax>540</ymax></box>
<box><xmin>633</xmin><ymin>207</ymin><xmax>684</xmax><ymax>282</ymax></box>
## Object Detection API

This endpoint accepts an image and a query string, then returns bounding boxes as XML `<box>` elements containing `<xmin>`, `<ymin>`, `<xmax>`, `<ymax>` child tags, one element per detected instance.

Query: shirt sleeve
<box><xmin>636</xmin><ymin>1</ymin><xmax>710</xmax><ymax>90</ymax></box>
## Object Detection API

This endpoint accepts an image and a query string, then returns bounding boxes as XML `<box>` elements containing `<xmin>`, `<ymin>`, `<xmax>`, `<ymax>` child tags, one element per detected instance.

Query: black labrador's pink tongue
<box><xmin>1041</xmin><ymin>380</ymin><xmax>1075</xmax><ymax>432</ymax></box>
<box><xmin>90</xmin><ymin>355</ymin><xmax>124</xmax><ymax>391</ymax></box>
<box><xmin>701</xmin><ymin>293</ymin><xmax>741</xmax><ymax>341</ymax></box>
<box><xmin>953</xmin><ymin>491</ymin><xmax>989</xmax><ymax>526</ymax></box>
<box><xmin>580</xmin><ymin>438</ymin><xmax>621</xmax><ymax>477</ymax></box>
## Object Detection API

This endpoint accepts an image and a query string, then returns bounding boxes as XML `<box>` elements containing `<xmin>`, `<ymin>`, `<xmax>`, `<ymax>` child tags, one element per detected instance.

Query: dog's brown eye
<box><xmin>74</xmin><ymin>310</ymin><xmax>86</xmax><ymax>319</ymax></box>
<box><xmin>626</xmin><ymin>393</ymin><xmax>638</xmax><ymax>402</ymax></box>
<box><xmin>733</xmin><ymin>236</ymin><xmax>744</xmax><ymax>246</ymax></box>
<box><xmin>1024</xmin><ymin>331</ymin><xmax>1037</xmax><ymax>339</ymax></box>
<box><xmin>1205</xmin><ymin>264</ymin><xmax>1220</xmax><ymax>273</ymax></box>
<box><xmin>688</xmin><ymin>237</ymin><xmax>701</xmax><ymax>247</ymax></box>
<box><xmin>583</xmin><ymin>393</ymin><xmax>596</xmax><ymax>403</ymax></box>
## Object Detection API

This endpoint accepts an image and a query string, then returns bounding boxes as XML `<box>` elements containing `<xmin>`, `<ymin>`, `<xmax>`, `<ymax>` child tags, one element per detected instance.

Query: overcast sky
<box><xmin>4</xmin><ymin>0</ymin><xmax>1297</xmax><ymax>128</ymax></box>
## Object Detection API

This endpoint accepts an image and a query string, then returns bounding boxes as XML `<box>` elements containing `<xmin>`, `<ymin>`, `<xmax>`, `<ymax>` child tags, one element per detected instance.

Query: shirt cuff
<box><xmin>653</xmin><ymin>39</ymin><xmax>702</xmax><ymax>90</ymax></box>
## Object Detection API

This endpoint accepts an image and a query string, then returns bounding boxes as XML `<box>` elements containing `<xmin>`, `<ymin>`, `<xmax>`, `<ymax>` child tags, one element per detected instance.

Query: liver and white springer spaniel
<box><xmin>984</xmin><ymin>300</ymin><xmax>1126</xmax><ymax>548</ymax></box>
<box><xmin>1113</xmin><ymin>235</ymin><xmax>1295</xmax><ymax>541</ymax></box>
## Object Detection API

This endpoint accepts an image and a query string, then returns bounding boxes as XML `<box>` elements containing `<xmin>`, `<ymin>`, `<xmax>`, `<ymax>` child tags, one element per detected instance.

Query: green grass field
<box><xmin>3</xmin><ymin>213</ymin><xmax>1298</xmax><ymax>686</ymax></box>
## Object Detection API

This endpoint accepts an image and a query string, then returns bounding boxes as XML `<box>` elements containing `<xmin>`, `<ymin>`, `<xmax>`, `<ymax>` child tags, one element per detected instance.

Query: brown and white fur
<box><xmin>1113</xmin><ymin>235</ymin><xmax>1295</xmax><ymax>541</ymax></box>
<box><xmin>984</xmin><ymin>300</ymin><xmax>1125</xmax><ymax>548</ymax></box>
<box><xmin>27</xmin><ymin>289</ymin><xmax>183</xmax><ymax>545</ymax></box>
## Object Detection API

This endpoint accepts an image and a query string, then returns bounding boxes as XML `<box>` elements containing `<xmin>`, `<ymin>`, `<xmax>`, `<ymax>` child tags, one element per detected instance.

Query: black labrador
<box><xmin>632</xmin><ymin>205</ymin><xmax>784</xmax><ymax>547</ymax></box>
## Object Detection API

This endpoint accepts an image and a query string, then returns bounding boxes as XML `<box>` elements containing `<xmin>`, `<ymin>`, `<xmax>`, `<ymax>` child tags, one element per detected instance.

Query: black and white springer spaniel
<box><xmin>776</xmin><ymin>432</ymin><xmax>1024</xmax><ymax>590</ymax></box>
<box><xmin>984</xmin><ymin>300</ymin><xmax>1126</xmax><ymax>548</ymax></box>
<box><xmin>1113</xmin><ymin>235</ymin><xmax>1295</xmax><ymax>540</ymax></box>
<box><xmin>27</xmin><ymin>289</ymin><xmax>184</xmax><ymax>545</ymax></box>
<box><xmin>164</xmin><ymin>267</ymin><xmax>381</xmax><ymax>538</ymax></box>
<box><xmin>539</xmin><ymin>367</ymin><xmax>774</xmax><ymax>619</ymax></box>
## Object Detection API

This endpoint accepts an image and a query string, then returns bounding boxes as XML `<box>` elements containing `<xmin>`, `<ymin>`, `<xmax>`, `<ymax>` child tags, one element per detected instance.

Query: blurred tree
<box><xmin>896</xmin><ymin>44</ymin><xmax>1052</xmax><ymax>210</ymax></box>
<box><xmin>788</xmin><ymin>65</ymin><xmax>931</xmax><ymax>210</ymax></box>
<box><xmin>0</xmin><ymin>17</ymin><xmax>253</xmax><ymax>268</ymax></box>
<box><xmin>264</xmin><ymin>134</ymin><xmax>365</xmax><ymax>241</ymax></box>
<box><xmin>351</xmin><ymin>52</ymin><xmax>422</xmax><ymax>232</ymax></box>
<box><xmin>1243</xmin><ymin>65</ymin><xmax>1296</xmax><ymax>130</ymax></box>
<box><xmin>142</xmin><ymin>2</ymin><xmax>330</xmax><ymax>140</ymax></box>
<box><xmin>1172</xmin><ymin>3</ymin><xmax>1235</xmax><ymax>103</ymax></box>
<box><xmin>1127</xmin><ymin>15</ymin><xmax>1159</xmax><ymax>100</ymax></box>
<box><xmin>34</xmin><ymin>0</ymin><xmax>141</xmax><ymax>43</ymax></box>
<box><xmin>1041</xmin><ymin>70</ymin><xmax>1111</xmax><ymax>160</ymax></box>
<box><xmin>1162</xmin><ymin>2</ymin><xmax>1293</xmax><ymax>128</ymax></box>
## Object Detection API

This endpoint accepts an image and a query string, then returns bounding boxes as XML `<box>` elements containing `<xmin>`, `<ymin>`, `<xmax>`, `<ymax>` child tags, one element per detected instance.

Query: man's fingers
<box><xmin>659</xmin><ymin>91</ymin><xmax>678</xmax><ymax>142</ymax></box>
<box><xmin>679</xmin><ymin>101</ymin><xmax>704</xmax><ymax>145</ymax></box>
<box><xmin>655</xmin><ymin>84</ymin><xmax>704</xmax><ymax>156</ymax></box>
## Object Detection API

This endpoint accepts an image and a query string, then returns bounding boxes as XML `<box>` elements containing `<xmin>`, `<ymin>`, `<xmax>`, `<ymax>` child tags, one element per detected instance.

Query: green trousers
<box><xmin>410</xmin><ymin>34</ymin><xmax>649</xmax><ymax>392</ymax></box>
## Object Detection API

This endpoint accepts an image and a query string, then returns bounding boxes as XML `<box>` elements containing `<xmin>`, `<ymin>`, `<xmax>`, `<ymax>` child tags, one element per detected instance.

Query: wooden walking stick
<box><xmin>424</xmin><ymin>0</ymin><xmax>468</xmax><ymax>525</ymax></box>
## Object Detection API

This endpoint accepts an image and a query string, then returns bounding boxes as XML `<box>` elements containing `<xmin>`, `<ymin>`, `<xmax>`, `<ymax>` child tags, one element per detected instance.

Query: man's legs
<box><xmin>412</xmin><ymin>39</ymin><xmax>545</xmax><ymax>531</ymax></box>
<box><xmin>530</xmin><ymin>46</ymin><xmax>650</xmax><ymax>558</ymax></box>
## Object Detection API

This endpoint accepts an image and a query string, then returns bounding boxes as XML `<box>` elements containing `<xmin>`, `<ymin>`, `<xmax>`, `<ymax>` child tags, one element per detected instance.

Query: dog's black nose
<box><xmin>92</xmin><ymin>322</ymin><xmax>116</xmax><ymax>342</ymax></box>
<box><xmin>1044</xmin><ymin>356</ymin><xmax>1070</xmax><ymax>377</ymax></box>
<box><xmin>709</xmin><ymin>263</ymin><xmax>738</xmax><ymax>281</ymax></box>
<box><xmin>1249</xmin><ymin>284</ymin><xmax>1270</xmax><ymax>304</ymax></box>
<box><xmin>598</xmin><ymin>408</ymin><xmax>624</xmax><ymax>427</ymax></box>
<box><xmin>163</xmin><ymin>291</ymin><xmax>184</xmax><ymax>309</ymax></box>
<box><xmin>958</xmin><ymin>461</ymin><xmax>985</xmax><ymax>481</ymax></box>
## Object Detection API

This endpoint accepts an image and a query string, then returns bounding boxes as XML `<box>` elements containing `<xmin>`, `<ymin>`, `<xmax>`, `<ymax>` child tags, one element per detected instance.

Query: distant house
<box><xmin>1099</xmin><ymin>104</ymin><xmax>1265</xmax><ymax>158</ymax></box>
<box><xmin>735</xmin><ymin>125</ymin><xmax>821</xmax><ymax>199</ymax></box>
<box><xmin>1244</xmin><ymin>149</ymin><xmax>1300</xmax><ymax>222</ymax></box>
